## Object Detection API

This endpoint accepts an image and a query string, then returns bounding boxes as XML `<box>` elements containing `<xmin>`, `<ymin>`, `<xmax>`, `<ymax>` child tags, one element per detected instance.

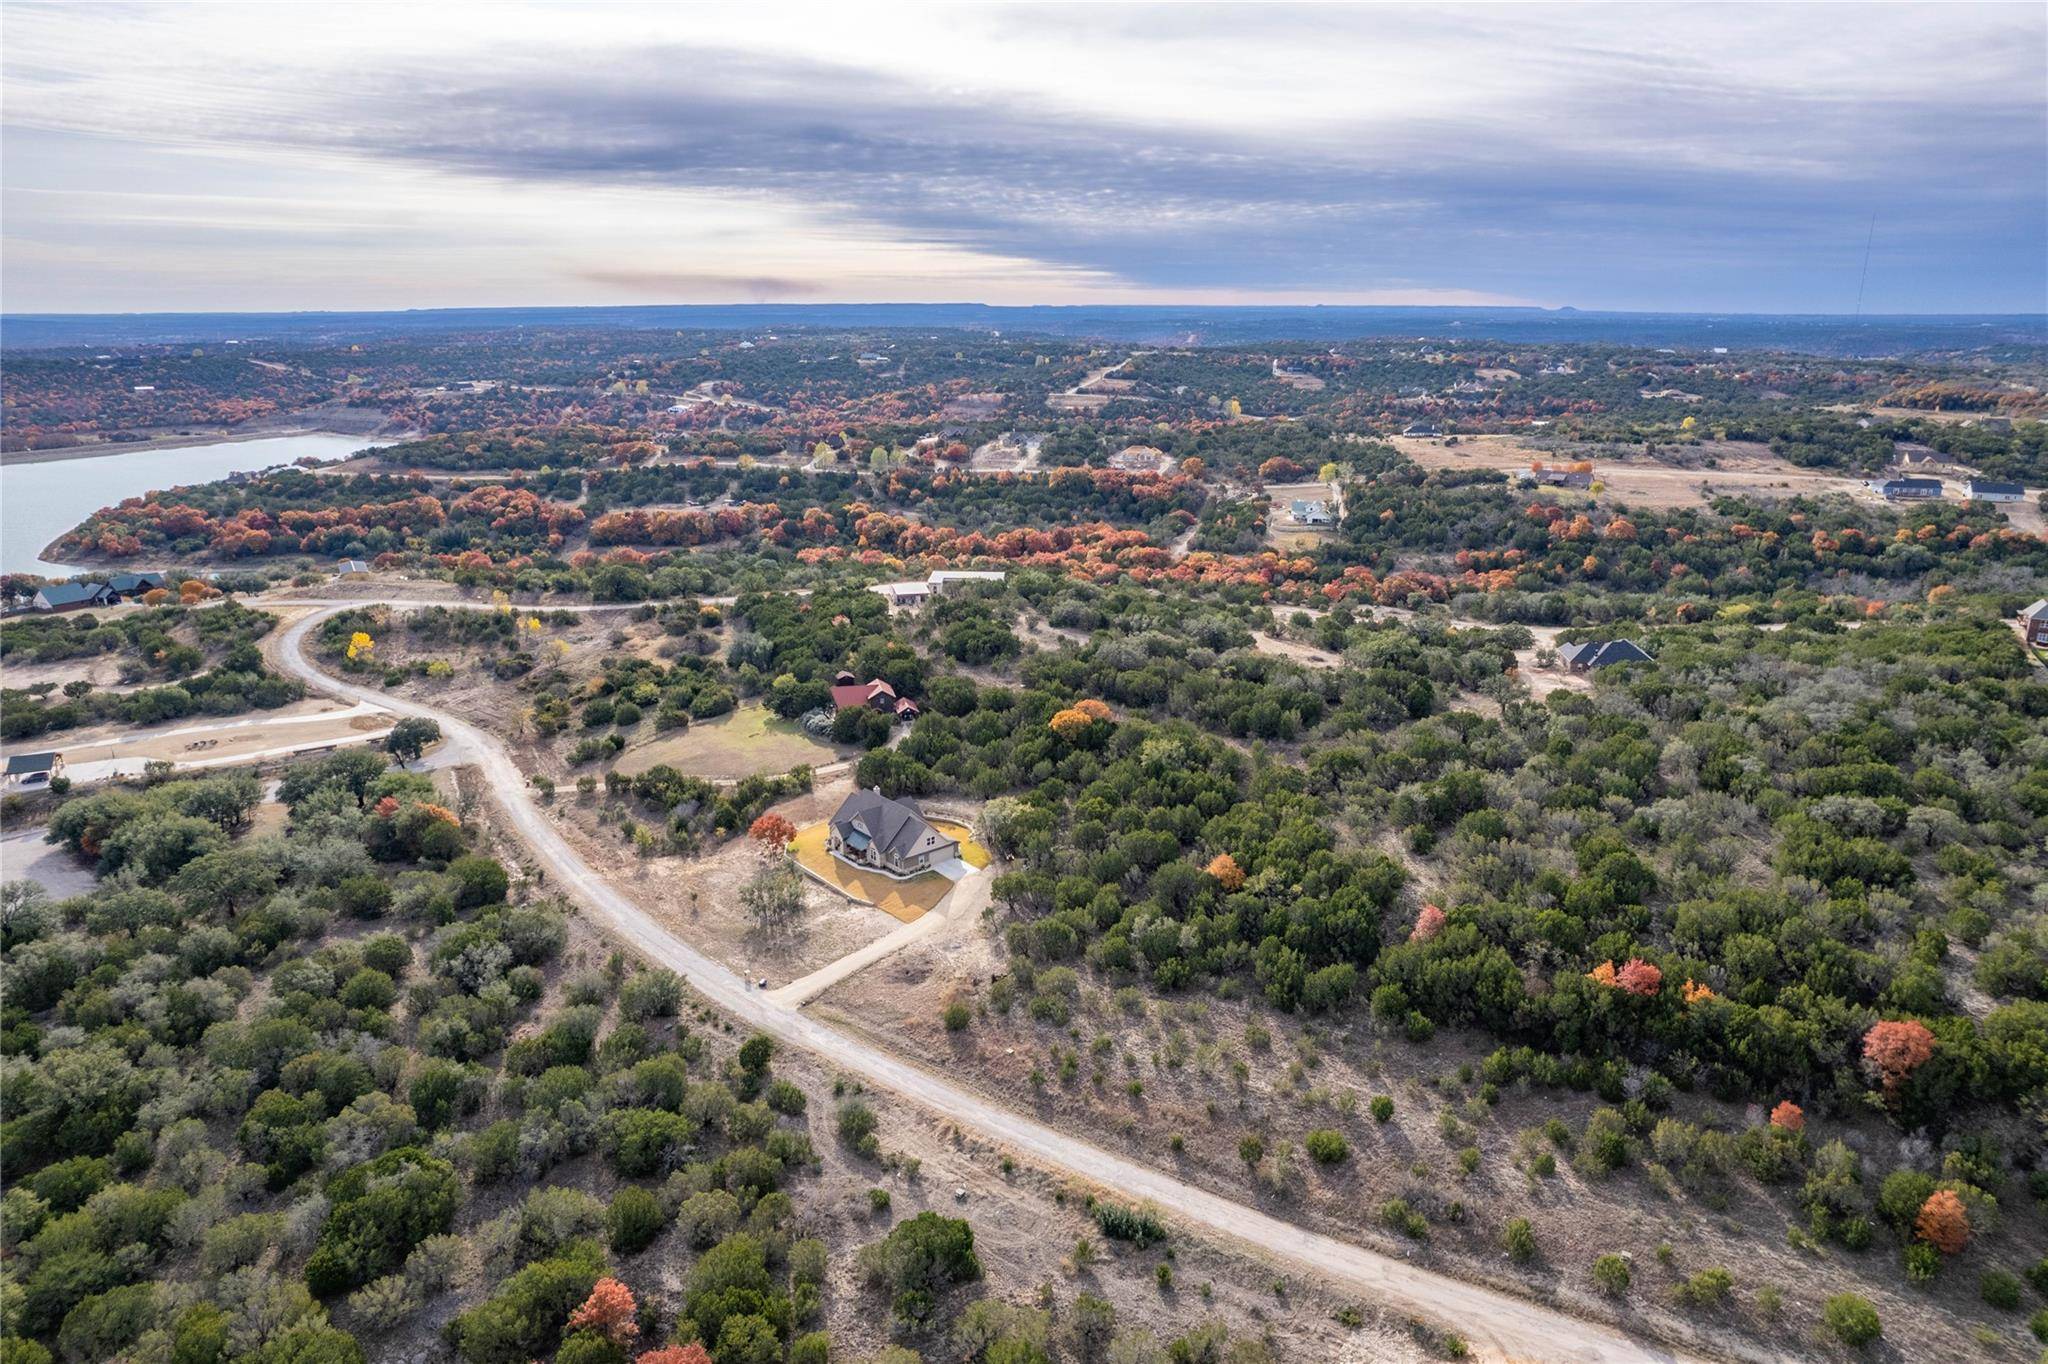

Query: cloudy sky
<box><xmin>4</xmin><ymin>2</ymin><xmax>2043</xmax><ymax>314</ymax></box>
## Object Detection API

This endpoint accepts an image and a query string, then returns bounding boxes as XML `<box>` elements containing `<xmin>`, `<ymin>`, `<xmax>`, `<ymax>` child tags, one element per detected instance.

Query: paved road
<box><xmin>274</xmin><ymin>606</ymin><xmax>1705</xmax><ymax>1364</ymax></box>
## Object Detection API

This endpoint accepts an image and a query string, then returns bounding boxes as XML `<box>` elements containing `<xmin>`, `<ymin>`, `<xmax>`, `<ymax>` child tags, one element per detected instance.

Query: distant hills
<box><xmin>4</xmin><ymin>302</ymin><xmax>2043</xmax><ymax>357</ymax></box>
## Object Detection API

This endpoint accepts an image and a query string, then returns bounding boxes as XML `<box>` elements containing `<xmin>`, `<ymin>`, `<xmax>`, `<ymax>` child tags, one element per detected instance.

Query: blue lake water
<box><xmin>2</xmin><ymin>433</ymin><xmax>383</xmax><ymax>575</ymax></box>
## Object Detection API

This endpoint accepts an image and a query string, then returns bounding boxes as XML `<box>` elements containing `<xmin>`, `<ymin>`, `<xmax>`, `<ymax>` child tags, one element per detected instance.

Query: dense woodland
<box><xmin>0</xmin><ymin>752</ymin><xmax>1158</xmax><ymax>1364</ymax></box>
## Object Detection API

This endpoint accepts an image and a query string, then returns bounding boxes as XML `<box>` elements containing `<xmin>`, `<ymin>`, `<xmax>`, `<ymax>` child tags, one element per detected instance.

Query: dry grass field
<box><xmin>614</xmin><ymin>703</ymin><xmax>842</xmax><ymax>782</ymax></box>
<box><xmin>1390</xmin><ymin>434</ymin><xmax>1887</xmax><ymax>510</ymax></box>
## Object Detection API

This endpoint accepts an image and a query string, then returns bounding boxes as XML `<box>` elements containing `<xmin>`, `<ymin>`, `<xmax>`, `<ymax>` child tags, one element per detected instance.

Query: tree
<box><xmin>1863</xmin><ymin>1019</ymin><xmax>1937</xmax><ymax>1097</ymax></box>
<box><xmin>1768</xmin><ymin>1101</ymin><xmax>1805</xmax><ymax>1133</ymax></box>
<box><xmin>740</xmin><ymin>863</ymin><xmax>805</xmax><ymax>936</ymax></box>
<box><xmin>346</xmin><ymin>631</ymin><xmax>375</xmax><ymax>661</ymax></box>
<box><xmin>385</xmin><ymin>717</ymin><xmax>442</xmax><ymax>764</ymax></box>
<box><xmin>1914</xmin><ymin>1189</ymin><xmax>1969</xmax><ymax>1253</ymax></box>
<box><xmin>1204</xmin><ymin>853</ymin><xmax>1244</xmax><ymax>891</ymax></box>
<box><xmin>567</xmin><ymin>1278</ymin><xmax>639</xmax><ymax>1349</ymax></box>
<box><xmin>1409</xmin><ymin>904</ymin><xmax>1446</xmax><ymax>943</ymax></box>
<box><xmin>1823</xmin><ymin>1294</ymin><xmax>1881</xmax><ymax>1348</ymax></box>
<box><xmin>607</xmin><ymin>1188</ymin><xmax>664</xmax><ymax>1255</ymax></box>
<box><xmin>858</xmin><ymin>1212</ymin><xmax>981</xmax><ymax>1325</ymax></box>
<box><xmin>1304</xmin><ymin>1130</ymin><xmax>1348</xmax><ymax>1164</ymax></box>
<box><xmin>747</xmin><ymin>814</ymin><xmax>797</xmax><ymax>856</ymax></box>
<box><xmin>637</xmin><ymin>1349</ymin><xmax>713</xmax><ymax>1364</ymax></box>
<box><xmin>1614</xmin><ymin>959</ymin><xmax>1663</xmax><ymax>996</ymax></box>
<box><xmin>305</xmin><ymin>1147</ymin><xmax>459</xmax><ymax>1296</ymax></box>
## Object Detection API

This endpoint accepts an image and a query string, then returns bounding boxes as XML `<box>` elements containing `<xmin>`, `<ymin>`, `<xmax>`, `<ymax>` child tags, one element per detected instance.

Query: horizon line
<box><xmin>6</xmin><ymin>301</ymin><xmax>2048</xmax><ymax>323</ymax></box>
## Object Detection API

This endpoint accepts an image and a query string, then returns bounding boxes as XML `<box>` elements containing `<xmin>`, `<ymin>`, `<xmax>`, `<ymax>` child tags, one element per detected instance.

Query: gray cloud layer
<box><xmin>262</xmin><ymin>38</ymin><xmax>2048</xmax><ymax>307</ymax></box>
<box><xmin>6</xmin><ymin>7</ymin><xmax>2044</xmax><ymax>310</ymax></box>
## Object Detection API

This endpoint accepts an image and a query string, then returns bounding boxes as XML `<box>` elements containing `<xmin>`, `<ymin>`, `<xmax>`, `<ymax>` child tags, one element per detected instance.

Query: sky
<box><xmin>3</xmin><ymin>2</ymin><xmax>2044</xmax><ymax>315</ymax></box>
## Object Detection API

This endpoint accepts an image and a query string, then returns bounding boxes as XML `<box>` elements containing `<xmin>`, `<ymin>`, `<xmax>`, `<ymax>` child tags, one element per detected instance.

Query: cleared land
<box><xmin>615</xmin><ymin>703</ymin><xmax>843</xmax><ymax>781</ymax></box>
<box><xmin>1390</xmin><ymin>434</ymin><xmax>1879</xmax><ymax>510</ymax></box>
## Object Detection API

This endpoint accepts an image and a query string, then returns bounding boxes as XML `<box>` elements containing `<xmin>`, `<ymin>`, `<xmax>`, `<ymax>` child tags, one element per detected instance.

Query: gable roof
<box><xmin>830</xmin><ymin>788</ymin><xmax>955</xmax><ymax>860</ymax></box>
<box><xmin>829</xmin><ymin>678</ymin><xmax>897</xmax><ymax>710</ymax></box>
<box><xmin>2020</xmin><ymin>599</ymin><xmax>2048</xmax><ymax>622</ymax></box>
<box><xmin>107</xmin><ymin>571</ymin><xmax>167</xmax><ymax>593</ymax></box>
<box><xmin>4</xmin><ymin>752</ymin><xmax>58</xmax><ymax>775</ymax></box>
<box><xmin>1966</xmin><ymin>479</ymin><xmax>2025</xmax><ymax>496</ymax></box>
<box><xmin>1559</xmin><ymin>639</ymin><xmax>1652</xmax><ymax>668</ymax></box>
<box><xmin>36</xmin><ymin>582</ymin><xmax>106</xmax><ymax>606</ymax></box>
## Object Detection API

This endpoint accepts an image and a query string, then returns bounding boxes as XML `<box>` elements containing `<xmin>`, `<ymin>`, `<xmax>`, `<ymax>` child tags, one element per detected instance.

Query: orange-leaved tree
<box><xmin>1914</xmin><ymin>1189</ymin><xmax>1969</xmax><ymax>1254</ymax></box>
<box><xmin>1768</xmin><ymin>1100</ymin><xmax>1805</xmax><ymax>1133</ymax></box>
<box><xmin>1862</xmin><ymin>1019</ymin><xmax>1937</xmax><ymax>1097</ymax></box>
<box><xmin>1204</xmin><ymin>853</ymin><xmax>1245</xmax><ymax>891</ymax></box>
<box><xmin>567</xmin><ymin>1277</ymin><xmax>639</xmax><ymax>1347</ymax></box>
<box><xmin>1048</xmin><ymin>707</ymin><xmax>1096</xmax><ymax>740</ymax></box>
<box><xmin>636</xmin><ymin>1346</ymin><xmax>713</xmax><ymax>1364</ymax></box>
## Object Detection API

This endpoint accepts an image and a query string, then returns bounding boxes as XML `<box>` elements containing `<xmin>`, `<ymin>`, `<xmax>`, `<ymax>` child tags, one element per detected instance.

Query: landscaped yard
<box><xmin>614</xmin><ymin>703</ymin><xmax>842</xmax><ymax>781</ymax></box>
<box><xmin>790</xmin><ymin>818</ymin><xmax>988</xmax><ymax>922</ymax></box>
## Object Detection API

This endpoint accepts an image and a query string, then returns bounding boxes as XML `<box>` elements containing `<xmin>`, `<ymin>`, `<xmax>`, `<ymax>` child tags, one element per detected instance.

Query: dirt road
<box><xmin>274</xmin><ymin>606</ymin><xmax>1706</xmax><ymax>1364</ymax></box>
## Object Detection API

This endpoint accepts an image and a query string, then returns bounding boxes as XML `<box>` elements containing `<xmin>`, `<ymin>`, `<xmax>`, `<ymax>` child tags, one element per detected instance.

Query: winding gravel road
<box><xmin>275</xmin><ymin>606</ymin><xmax>1704</xmax><ymax>1364</ymax></box>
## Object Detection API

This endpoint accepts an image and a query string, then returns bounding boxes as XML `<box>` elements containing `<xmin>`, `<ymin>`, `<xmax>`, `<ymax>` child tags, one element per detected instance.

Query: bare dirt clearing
<box><xmin>4</xmin><ymin>696</ymin><xmax>392</xmax><ymax>785</ymax></box>
<box><xmin>1390</xmin><ymin>435</ymin><xmax>1880</xmax><ymax>511</ymax></box>
<box><xmin>0</xmin><ymin>651</ymin><xmax>137</xmax><ymax>692</ymax></box>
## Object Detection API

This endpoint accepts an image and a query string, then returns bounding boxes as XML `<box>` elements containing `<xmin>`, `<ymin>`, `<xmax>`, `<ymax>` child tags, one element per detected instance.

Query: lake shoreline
<box><xmin>1</xmin><ymin>423</ymin><xmax>402</xmax><ymax>467</ymax></box>
<box><xmin>3</xmin><ymin>431</ymin><xmax>400</xmax><ymax>576</ymax></box>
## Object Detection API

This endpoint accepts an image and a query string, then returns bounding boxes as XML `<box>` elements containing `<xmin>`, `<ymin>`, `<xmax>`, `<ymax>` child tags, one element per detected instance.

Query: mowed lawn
<box><xmin>615</xmin><ymin>704</ymin><xmax>842</xmax><ymax>782</ymax></box>
<box><xmin>791</xmin><ymin>820</ymin><xmax>989</xmax><ymax>922</ymax></box>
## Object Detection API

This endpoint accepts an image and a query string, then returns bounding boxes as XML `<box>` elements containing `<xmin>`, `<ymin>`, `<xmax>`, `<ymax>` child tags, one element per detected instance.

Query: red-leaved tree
<box><xmin>1409</xmin><ymin>904</ymin><xmax>1447</xmax><ymax>944</ymax></box>
<box><xmin>1614</xmin><ymin>958</ymin><xmax>1663</xmax><ymax>997</ymax></box>
<box><xmin>748</xmin><ymin>813</ymin><xmax>797</xmax><ymax>856</ymax></box>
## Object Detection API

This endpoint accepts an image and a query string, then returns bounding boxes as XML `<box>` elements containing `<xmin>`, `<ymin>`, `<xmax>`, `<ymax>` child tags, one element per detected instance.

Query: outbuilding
<box><xmin>3</xmin><ymin>752</ymin><xmax>63</xmax><ymax>787</ymax></box>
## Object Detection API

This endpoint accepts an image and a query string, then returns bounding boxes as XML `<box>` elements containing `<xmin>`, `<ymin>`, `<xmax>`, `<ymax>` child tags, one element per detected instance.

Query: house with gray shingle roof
<box><xmin>827</xmin><ymin>788</ymin><xmax>958</xmax><ymax>879</ymax></box>
<box><xmin>1558</xmin><ymin>639</ymin><xmax>1652</xmax><ymax>672</ymax></box>
<box><xmin>31</xmin><ymin>582</ymin><xmax>111</xmax><ymax>612</ymax></box>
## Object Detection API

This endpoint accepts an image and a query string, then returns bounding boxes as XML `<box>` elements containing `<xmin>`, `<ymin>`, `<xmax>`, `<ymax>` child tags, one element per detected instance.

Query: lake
<box><xmin>1</xmin><ymin>432</ymin><xmax>385</xmax><ymax>575</ymax></box>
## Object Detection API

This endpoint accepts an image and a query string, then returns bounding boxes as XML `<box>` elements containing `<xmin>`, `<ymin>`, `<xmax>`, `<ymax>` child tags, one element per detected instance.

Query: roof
<box><xmin>871</xmin><ymin>580</ymin><xmax>931</xmax><ymax>598</ymax></box>
<box><xmin>1291</xmin><ymin>499</ymin><xmax>1331</xmax><ymax>516</ymax></box>
<box><xmin>1966</xmin><ymin>479</ymin><xmax>2025</xmax><ymax>495</ymax></box>
<box><xmin>830</xmin><ymin>788</ymin><xmax>955</xmax><ymax>861</ymax></box>
<box><xmin>36</xmin><ymin>582</ymin><xmax>105</xmax><ymax>606</ymax></box>
<box><xmin>4</xmin><ymin>753</ymin><xmax>58</xmax><ymax>775</ymax></box>
<box><xmin>107</xmin><ymin>571</ymin><xmax>166</xmax><ymax>593</ymax></box>
<box><xmin>829</xmin><ymin>678</ymin><xmax>897</xmax><ymax>709</ymax></box>
<box><xmin>1559</xmin><ymin>639</ymin><xmax>1652</xmax><ymax>668</ymax></box>
<box><xmin>2020</xmin><ymin>599</ymin><xmax>2048</xmax><ymax>621</ymax></box>
<box><xmin>1876</xmin><ymin>477</ymin><xmax>1942</xmax><ymax>491</ymax></box>
<box><xmin>927</xmin><ymin>570</ymin><xmax>1006</xmax><ymax>585</ymax></box>
<box><xmin>336</xmin><ymin>559</ymin><xmax>370</xmax><ymax>572</ymax></box>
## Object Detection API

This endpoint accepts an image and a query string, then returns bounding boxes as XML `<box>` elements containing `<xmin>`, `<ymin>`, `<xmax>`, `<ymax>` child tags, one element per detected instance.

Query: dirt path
<box><xmin>273</xmin><ymin>604</ymin><xmax>1702</xmax><ymax>1364</ymax></box>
